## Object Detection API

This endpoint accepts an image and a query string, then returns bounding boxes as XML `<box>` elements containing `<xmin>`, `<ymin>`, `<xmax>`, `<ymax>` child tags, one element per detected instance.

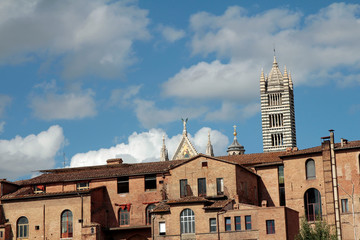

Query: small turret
<box><xmin>160</xmin><ymin>135</ymin><xmax>169</xmax><ymax>161</ymax></box>
<box><xmin>227</xmin><ymin>125</ymin><xmax>245</xmax><ymax>155</ymax></box>
<box><xmin>206</xmin><ymin>131</ymin><xmax>214</xmax><ymax>157</ymax></box>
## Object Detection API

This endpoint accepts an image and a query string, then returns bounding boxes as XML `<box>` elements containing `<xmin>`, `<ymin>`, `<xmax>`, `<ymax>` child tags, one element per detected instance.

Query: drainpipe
<box><xmin>329</xmin><ymin>130</ymin><xmax>342</xmax><ymax>240</ymax></box>
<box><xmin>43</xmin><ymin>204</ymin><xmax>45</xmax><ymax>240</ymax></box>
<box><xmin>217</xmin><ymin>209</ymin><xmax>226</xmax><ymax>240</ymax></box>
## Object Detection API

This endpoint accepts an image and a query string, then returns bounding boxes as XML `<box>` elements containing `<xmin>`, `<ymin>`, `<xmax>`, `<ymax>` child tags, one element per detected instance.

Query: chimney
<box><xmin>340</xmin><ymin>138</ymin><xmax>348</xmax><ymax>147</ymax></box>
<box><xmin>106</xmin><ymin>158</ymin><xmax>123</xmax><ymax>165</ymax></box>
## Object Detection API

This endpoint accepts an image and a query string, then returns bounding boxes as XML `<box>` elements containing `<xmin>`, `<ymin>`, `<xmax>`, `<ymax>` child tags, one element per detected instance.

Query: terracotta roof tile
<box><xmin>166</xmin><ymin>196</ymin><xmax>207</xmax><ymax>204</ymax></box>
<box><xmin>204</xmin><ymin>199</ymin><xmax>233</xmax><ymax>209</ymax></box>
<box><xmin>17</xmin><ymin>160</ymin><xmax>187</xmax><ymax>186</ymax></box>
<box><xmin>152</xmin><ymin>202</ymin><xmax>170</xmax><ymax>213</ymax></box>
<box><xmin>217</xmin><ymin>151</ymin><xmax>284</xmax><ymax>166</ymax></box>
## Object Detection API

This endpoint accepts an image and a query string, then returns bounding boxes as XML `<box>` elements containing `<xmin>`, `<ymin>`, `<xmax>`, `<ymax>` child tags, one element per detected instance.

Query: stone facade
<box><xmin>260</xmin><ymin>56</ymin><xmax>296</xmax><ymax>152</ymax></box>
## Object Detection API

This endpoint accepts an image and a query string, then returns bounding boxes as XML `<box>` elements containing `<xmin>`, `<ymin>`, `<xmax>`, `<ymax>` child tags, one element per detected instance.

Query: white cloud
<box><xmin>0</xmin><ymin>125</ymin><xmax>64</xmax><ymax>180</ymax></box>
<box><xmin>0</xmin><ymin>121</ymin><xmax>5</xmax><ymax>134</ymax></box>
<box><xmin>30</xmin><ymin>90</ymin><xmax>97</xmax><ymax>120</ymax></box>
<box><xmin>159</xmin><ymin>25</ymin><xmax>186</xmax><ymax>42</ymax></box>
<box><xmin>188</xmin><ymin>3</ymin><xmax>360</xmax><ymax>87</ymax></box>
<box><xmin>108</xmin><ymin>85</ymin><xmax>142</xmax><ymax>107</ymax></box>
<box><xmin>163</xmin><ymin>60</ymin><xmax>258</xmax><ymax>101</ymax></box>
<box><xmin>0</xmin><ymin>94</ymin><xmax>12</xmax><ymax>117</ymax></box>
<box><xmin>0</xmin><ymin>0</ymin><xmax>150</xmax><ymax>79</ymax></box>
<box><xmin>133</xmin><ymin>99</ymin><xmax>208</xmax><ymax>128</ymax></box>
<box><xmin>205</xmin><ymin>102</ymin><xmax>260</xmax><ymax>121</ymax></box>
<box><xmin>70</xmin><ymin>127</ymin><xmax>229</xmax><ymax>167</ymax></box>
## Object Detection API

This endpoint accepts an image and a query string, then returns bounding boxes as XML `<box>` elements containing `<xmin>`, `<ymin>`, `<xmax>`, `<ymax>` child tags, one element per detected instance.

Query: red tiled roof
<box><xmin>203</xmin><ymin>199</ymin><xmax>233</xmax><ymax>209</ymax></box>
<box><xmin>166</xmin><ymin>196</ymin><xmax>207</xmax><ymax>204</ymax></box>
<box><xmin>16</xmin><ymin>160</ymin><xmax>187</xmax><ymax>186</ymax></box>
<box><xmin>217</xmin><ymin>151</ymin><xmax>284</xmax><ymax>166</ymax></box>
<box><xmin>1</xmin><ymin>186</ymin><xmax>102</xmax><ymax>201</ymax></box>
<box><xmin>152</xmin><ymin>202</ymin><xmax>170</xmax><ymax>213</ymax></box>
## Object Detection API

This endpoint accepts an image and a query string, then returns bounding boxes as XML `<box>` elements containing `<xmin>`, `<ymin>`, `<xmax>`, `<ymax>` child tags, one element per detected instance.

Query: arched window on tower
<box><xmin>17</xmin><ymin>216</ymin><xmax>29</xmax><ymax>239</ymax></box>
<box><xmin>306</xmin><ymin>159</ymin><xmax>316</xmax><ymax>180</ymax></box>
<box><xmin>304</xmin><ymin>188</ymin><xmax>322</xmax><ymax>221</ymax></box>
<box><xmin>180</xmin><ymin>209</ymin><xmax>195</xmax><ymax>234</ymax></box>
<box><xmin>146</xmin><ymin>204</ymin><xmax>156</xmax><ymax>225</ymax></box>
<box><xmin>61</xmin><ymin>210</ymin><xmax>73</xmax><ymax>238</ymax></box>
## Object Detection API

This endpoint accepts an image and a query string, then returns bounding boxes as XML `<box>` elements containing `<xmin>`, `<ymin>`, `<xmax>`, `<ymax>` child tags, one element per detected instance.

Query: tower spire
<box><xmin>227</xmin><ymin>125</ymin><xmax>245</xmax><ymax>155</ymax></box>
<box><xmin>160</xmin><ymin>134</ymin><xmax>169</xmax><ymax>161</ymax></box>
<box><xmin>206</xmin><ymin>130</ymin><xmax>214</xmax><ymax>157</ymax></box>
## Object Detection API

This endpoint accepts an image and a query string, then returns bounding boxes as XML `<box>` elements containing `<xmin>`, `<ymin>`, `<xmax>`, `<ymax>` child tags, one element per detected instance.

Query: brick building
<box><xmin>0</xmin><ymin>57</ymin><xmax>359</xmax><ymax>240</ymax></box>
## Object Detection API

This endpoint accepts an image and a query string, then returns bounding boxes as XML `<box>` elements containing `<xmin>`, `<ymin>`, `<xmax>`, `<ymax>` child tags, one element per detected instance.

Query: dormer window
<box><xmin>34</xmin><ymin>185</ymin><xmax>45</xmax><ymax>194</ymax></box>
<box><xmin>76</xmin><ymin>182</ymin><xmax>89</xmax><ymax>190</ymax></box>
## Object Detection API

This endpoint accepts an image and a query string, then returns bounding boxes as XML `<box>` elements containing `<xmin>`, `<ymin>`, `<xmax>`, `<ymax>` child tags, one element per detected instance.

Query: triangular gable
<box><xmin>172</xmin><ymin>135</ymin><xmax>198</xmax><ymax>160</ymax></box>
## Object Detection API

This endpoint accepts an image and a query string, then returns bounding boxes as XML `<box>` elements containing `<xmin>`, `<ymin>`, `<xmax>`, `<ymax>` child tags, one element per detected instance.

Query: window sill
<box><xmin>145</xmin><ymin>189</ymin><xmax>157</xmax><ymax>192</ymax></box>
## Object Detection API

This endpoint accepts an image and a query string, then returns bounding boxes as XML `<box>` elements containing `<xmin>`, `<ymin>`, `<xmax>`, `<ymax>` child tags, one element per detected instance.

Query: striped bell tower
<box><xmin>260</xmin><ymin>55</ymin><xmax>296</xmax><ymax>152</ymax></box>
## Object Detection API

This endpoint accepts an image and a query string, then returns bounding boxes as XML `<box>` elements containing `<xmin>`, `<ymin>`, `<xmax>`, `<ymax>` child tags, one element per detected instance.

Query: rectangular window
<box><xmin>278</xmin><ymin>165</ymin><xmax>286</xmax><ymax>206</ymax></box>
<box><xmin>235</xmin><ymin>216</ymin><xmax>241</xmax><ymax>231</ymax></box>
<box><xmin>341</xmin><ymin>199</ymin><xmax>349</xmax><ymax>213</ymax></box>
<box><xmin>209</xmin><ymin>218</ymin><xmax>216</xmax><ymax>232</ymax></box>
<box><xmin>202</xmin><ymin>161</ymin><xmax>208</xmax><ymax>167</ymax></box>
<box><xmin>0</xmin><ymin>231</ymin><xmax>3</xmax><ymax>238</ymax></box>
<box><xmin>159</xmin><ymin>222</ymin><xmax>166</xmax><ymax>235</ymax></box>
<box><xmin>225</xmin><ymin>217</ymin><xmax>231</xmax><ymax>231</ymax></box>
<box><xmin>117</xmin><ymin>177</ymin><xmax>129</xmax><ymax>194</ymax></box>
<box><xmin>145</xmin><ymin>174</ymin><xmax>157</xmax><ymax>191</ymax></box>
<box><xmin>76</xmin><ymin>182</ymin><xmax>89</xmax><ymax>190</ymax></box>
<box><xmin>266</xmin><ymin>220</ymin><xmax>275</xmax><ymax>234</ymax></box>
<box><xmin>180</xmin><ymin>179</ymin><xmax>187</xmax><ymax>198</ymax></box>
<box><xmin>34</xmin><ymin>185</ymin><xmax>46</xmax><ymax>193</ymax></box>
<box><xmin>245</xmin><ymin>215</ymin><xmax>252</xmax><ymax>230</ymax></box>
<box><xmin>216</xmin><ymin>178</ymin><xmax>224</xmax><ymax>195</ymax></box>
<box><xmin>198</xmin><ymin>178</ymin><xmax>206</xmax><ymax>197</ymax></box>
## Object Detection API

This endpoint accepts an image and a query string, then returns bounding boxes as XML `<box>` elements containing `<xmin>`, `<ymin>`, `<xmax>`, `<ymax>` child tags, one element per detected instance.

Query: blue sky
<box><xmin>0</xmin><ymin>0</ymin><xmax>359</xmax><ymax>180</ymax></box>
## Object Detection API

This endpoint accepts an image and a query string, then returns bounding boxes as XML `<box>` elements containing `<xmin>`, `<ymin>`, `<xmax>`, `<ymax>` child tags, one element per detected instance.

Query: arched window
<box><xmin>61</xmin><ymin>210</ymin><xmax>73</xmax><ymax>238</ymax></box>
<box><xmin>306</xmin><ymin>159</ymin><xmax>316</xmax><ymax>179</ymax></box>
<box><xmin>180</xmin><ymin>209</ymin><xmax>195</xmax><ymax>233</ymax></box>
<box><xmin>304</xmin><ymin>188</ymin><xmax>322</xmax><ymax>221</ymax></box>
<box><xmin>17</xmin><ymin>217</ymin><xmax>29</xmax><ymax>239</ymax></box>
<box><xmin>146</xmin><ymin>204</ymin><xmax>156</xmax><ymax>225</ymax></box>
<box><xmin>119</xmin><ymin>207</ymin><xmax>130</xmax><ymax>226</ymax></box>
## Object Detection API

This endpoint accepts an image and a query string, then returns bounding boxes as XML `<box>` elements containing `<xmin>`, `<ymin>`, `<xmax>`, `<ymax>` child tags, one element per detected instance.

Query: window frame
<box><xmin>17</xmin><ymin>216</ymin><xmax>29</xmax><ymax>239</ymax></box>
<box><xmin>180</xmin><ymin>209</ymin><xmax>195</xmax><ymax>234</ymax></box>
<box><xmin>119</xmin><ymin>207</ymin><xmax>130</xmax><ymax>226</ymax></box>
<box><xmin>266</xmin><ymin>220</ymin><xmax>275</xmax><ymax>234</ymax></box>
<box><xmin>180</xmin><ymin>179</ymin><xmax>188</xmax><ymax>198</ymax></box>
<box><xmin>225</xmin><ymin>217</ymin><xmax>231</xmax><ymax>231</ymax></box>
<box><xmin>341</xmin><ymin>199</ymin><xmax>349</xmax><ymax>213</ymax></box>
<box><xmin>306</xmin><ymin>159</ymin><xmax>316</xmax><ymax>180</ymax></box>
<box><xmin>245</xmin><ymin>215</ymin><xmax>252</xmax><ymax>230</ymax></box>
<box><xmin>159</xmin><ymin>222</ymin><xmax>166</xmax><ymax>236</ymax></box>
<box><xmin>209</xmin><ymin>218</ymin><xmax>217</xmax><ymax>232</ymax></box>
<box><xmin>117</xmin><ymin>176</ymin><xmax>129</xmax><ymax>194</ymax></box>
<box><xmin>235</xmin><ymin>216</ymin><xmax>241</xmax><ymax>231</ymax></box>
<box><xmin>34</xmin><ymin>185</ymin><xmax>46</xmax><ymax>194</ymax></box>
<box><xmin>304</xmin><ymin>188</ymin><xmax>322</xmax><ymax>221</ymax></box>
<box><xmin>61</xmin><ymin>210</ymin><xmax>73</xmax><ymax>238</ymax></box>
<box><xmin>145</xmin><ymin>174</ymin><xmax>157</xmax><ymax>191</ymax></box>
<box><xmin>197</xmin><ymin>178</ymin><xmax>206</xmax><ymax>197</ymax></box>
<box><xmin>76</xmin><ymin>181</ymin><xmax>89</xmax><ymax>190</ymax></box>
<box><xmin>216</xmin><ymin>178</ymin><xmax>224</xmax><ymax>195</ymax></box>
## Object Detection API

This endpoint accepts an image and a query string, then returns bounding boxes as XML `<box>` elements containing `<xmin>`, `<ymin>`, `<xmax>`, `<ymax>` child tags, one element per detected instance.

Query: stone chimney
<box><xmin>106</xmin><ymin>158</ymin><xmax>123</xmax><ymax>165</ymax></box>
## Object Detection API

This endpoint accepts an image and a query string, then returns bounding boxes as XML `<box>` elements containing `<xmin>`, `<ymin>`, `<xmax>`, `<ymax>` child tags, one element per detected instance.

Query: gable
<box><xmin>172</xmin><ymin>136</ymin><xmax>198</xmax><ymax>160</ymax></box>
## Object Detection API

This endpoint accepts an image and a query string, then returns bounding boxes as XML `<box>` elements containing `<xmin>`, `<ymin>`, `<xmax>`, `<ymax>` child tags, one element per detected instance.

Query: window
<box><xmin>245</xmin><ymin>215</ymin><xmax>252</xmax><ymax>230</ymax></box>
<box><xmin>17</xmin><ymin>217</ymin><xmax>29</xmax><ymax>239</ymax></box>
<box><xmin>202</xmin><ymin>162</ymin><xmax>208</xmax><ymax>167</ymax></box>
<box><xmin>119</xmin><ymin>207</ymin><xmax>130</xmax><ymax>225</ymax></box>
<box><xmin>209</xmin><ymin>218</ymin><xmax>216</xmax><ymax>232</ymax></box>
<box><xmin>117</xmin><ymin>177</ymin><xmax>129</xmax><ymax>194</ymax></box>
<box><xmin>268</xmin><ymin>93</ymin><xmax>282</xmax><ymax>106</ymax></box>
<box><xmin>235</xmin><ymin>216</ymin><xmax>241</xmax><ymax>231</ymax></box>
<box><xmin>198</xmin><ymin>178</ymin><xmax>206</xmax><ymax>197</ymax></box>
<box><xmin>304</xmin><ymin>188</ymin><xmax>322</xmax><ymax>221</ymax></box>
<box><xmin>159</xmin><ymin>222</ymin><xmax>166</xmax><ymax>236</ymax></box>
<box><xmin>146</xmin><ymin>204</ymin><xmax>156</xmax><ymax>225</ymax></box>
<box><xmin>271</xmin><ymin>133</ymin><xmax>283</xmax><ymax>146</ymax></box>
<box><xmin>34</xmin><ymin>185</ymin><xmax>45</xmax><ymax>193</ymax></box>
<box><xmin>180</xmin><ymin>179</ymin><xmax>188</xmax><ymax>198</ymax></box>
<box><xmin>341</xmin><ymin>199</ymin><xmax>349</xmax><ymax>213</ymax></box>
<box><xmin>180</xmin><ymin>209</ymin><xmax>195</xmax><ymax>234</ymax></box>
<box><xmin>278</xmin><ymin>165</ymin><xmax>286</xmax><ymax>206</ymax></box>
<box><xmin>0</xmin><ymin>231</ymin><xmax>3</xmax><ymax>238</ymax></box>
<box><xmin>266</xmin><ymin>220</ymin><xmax>275</xmax><ymax>234</ymax></box>
<box><xmin>76</xmin><ymin>182</ymin><xmax>89</xmax><ymax>190</ymax></box>
<box><xmin>216</xmin><ymin>178</ymin><xmax>224</xmax><ymax>195</ymax></box>
<box><xmin>145</xmin><ymin>174</ymin><xmax>157</xmax><ymax>191</ymax></box>
<box><xmin>306</xmin><ymin>159</ymin><xmax>316</xmax><ymax>179</ymax></box>
<box><xmin>61</xmin><ymin>210</ymin><xmax>73</xmax><ymax>238</ymax></box>
<box><xmin>269</xmin><ymin>114</ymin><xmax>284</xmax><ymax>128</ymax></box>
<box><xmin>225</xmin><ymin>217</ymin><xmax>231</xmax><ymax>231</ymax></box>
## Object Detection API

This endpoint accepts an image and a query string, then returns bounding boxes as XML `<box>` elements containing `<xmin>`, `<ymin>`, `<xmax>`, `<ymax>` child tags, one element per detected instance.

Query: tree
<box><xmin>296</xmin><ymin>218</ymin><xmax>337</xmax><ymax>240</ymax></box>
